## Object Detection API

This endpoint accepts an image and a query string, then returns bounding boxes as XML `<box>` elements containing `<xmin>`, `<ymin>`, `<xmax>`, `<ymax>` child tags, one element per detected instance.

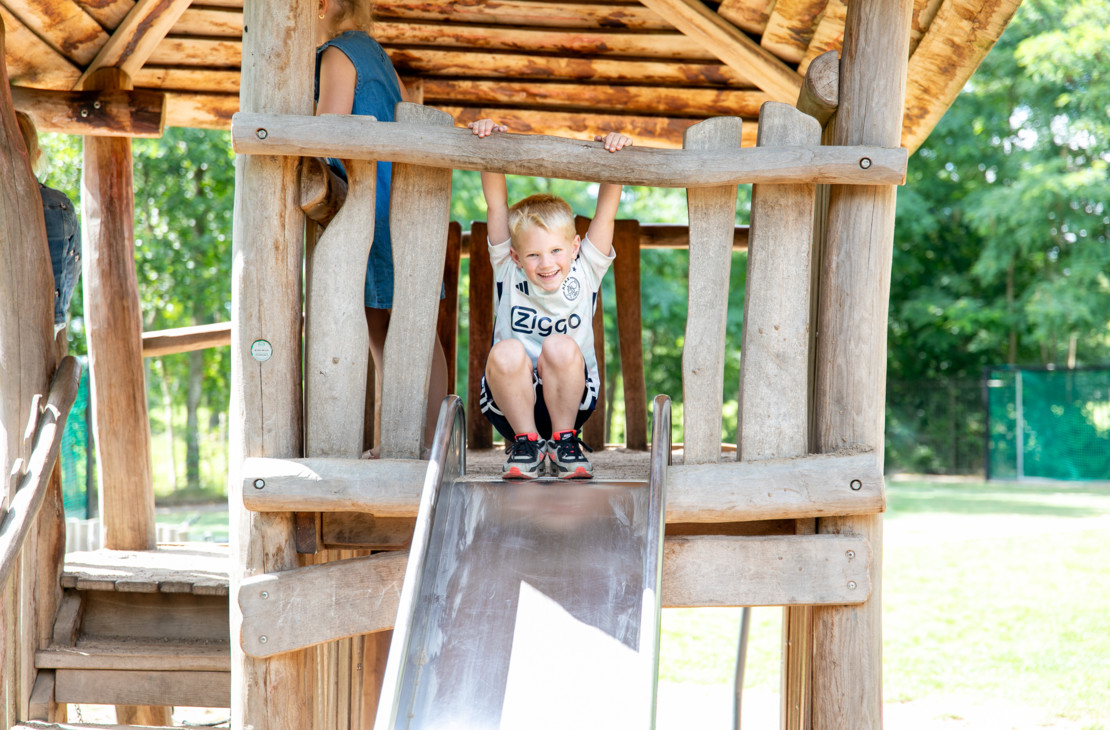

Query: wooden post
<box><xmin>612</xmin><ymin>220</ymin><xmax>647</xmax><ymax>450</ymax></box>
<box><xmin>379</xmin><ymin>103</ymin><xmax>453</xmax><ymax>460</ymax></box>
<box><xmin>739</xmin><ymin>101</ymin><xmax>821</xmax><ymax>730</ymax></box>
<box><xmin>439</xmin><ymin>221</ymin><xmax>462</xmax><ymax>394</ymax></box>
<box><xmin>1</xmin><ymin>14</ymin><xmax>57</xmax><ymax>724</ymax></box>
<box><xmin>229</xmin><ymin>0</ymin><xmax>316</xmax><ymax>727</ymax></box>
<box><xmin>575</xmin><ymin>216</ymin><xmax>606</xmax><ymax>449</ymax></box>
<box><xmin>81</xmin><ymin>67</ymin><xmax>156</xmax><ymax>552</ymax></box>
<box><xmin>466</xmin><ymin>221</ymin><xmax>494</xmax><ymax>449</ymax></box>
<box><xmin>811</xmin><ymin>0</ymin><xmax>912</xmax><ymax>728</ymax></box>
<box><xmin>681</xmin><ymin>117</ymin><xmax>742</xmax><ymax>464</ymax></box>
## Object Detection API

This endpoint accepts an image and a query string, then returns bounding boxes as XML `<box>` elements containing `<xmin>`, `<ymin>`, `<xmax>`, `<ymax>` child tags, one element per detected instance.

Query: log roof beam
<box><xmin>0</xmin><ymin>0</ymin><xmax>106</xmax><ymax>65</ymax></box>
<box><xmin>76</xmin><ymin>0</ymin><xmax>194</xmax><ymax>90</ymax></box>
<box><xmin>638</xmin><ymin>0</ymin><xmax>804</xmax><ymax>103</ymax></box>
<box><xmin>11</xmin><ymin>84</ymin><xmax>165</xmax><ymax>137</ymax></box>
<box><xmin>0</xmin><ymin>3</ymin><xmax>81</xmax><ymax>88</ymax></box>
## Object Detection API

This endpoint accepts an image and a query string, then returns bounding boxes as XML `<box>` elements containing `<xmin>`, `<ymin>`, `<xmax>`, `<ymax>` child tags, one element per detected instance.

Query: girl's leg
<box><xmin>536</xmin><ymin>334</ymin><xmax>585</xmax><ymax>434</ymax></box>
<box><xmin>485</xmin><ymin>339</ymin><xmax>538</xmax><ymax>435</ymax></box>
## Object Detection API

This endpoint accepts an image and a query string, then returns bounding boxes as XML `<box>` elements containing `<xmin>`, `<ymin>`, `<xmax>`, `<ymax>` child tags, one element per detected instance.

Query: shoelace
<box><xmin>553</xmin><ymin>435</ymin><xmax>593</xmax><ymax>461</ymax></box>
<box><xmin>506</xmin><ymin>438</ymin><xmax>540</xmax><ymax>460</ymax></box>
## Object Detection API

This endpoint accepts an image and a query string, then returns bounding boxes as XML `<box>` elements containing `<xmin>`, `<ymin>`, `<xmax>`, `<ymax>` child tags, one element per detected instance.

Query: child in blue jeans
<box><xmin>468</xmin><ymin>119</ymin><xmax>631</xmax><ymax>479</ymax></box>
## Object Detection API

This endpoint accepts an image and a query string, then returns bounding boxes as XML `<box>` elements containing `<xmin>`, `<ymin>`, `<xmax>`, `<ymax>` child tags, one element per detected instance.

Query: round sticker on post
<box><xmin>250</xmin><ymin>339</ymin><xmax>273</xmax><ymax>362</ymax></box>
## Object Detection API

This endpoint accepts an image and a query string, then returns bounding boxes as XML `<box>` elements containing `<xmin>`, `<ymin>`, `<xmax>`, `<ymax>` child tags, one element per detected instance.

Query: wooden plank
<box><xmin>172</xmin><ymin>6</ymin><xmax>243</xmax><ymax>36</ymax></box>
<box><xmin>380</xmin><ymin>103</ymin><xmax>454</xmax><ymax>459</ymax></box>
<box><xmin>738</xmin><ymin>102</ymin><xmax>819</xmax><ymax>461</ymax></box>
<box><xmin>0</xmin><ymin>6</ymin><xmax>81</xmax><ymax>89</ymax></box>
<box><xmin>62</xmin><ymin>545</ymin><xmax>229</xmax><ymax>594</ymax></box>
<box><xmin>239</xmin><ymin>552</ymin><xmax>407</xmax><ymax>658</ymax></box>
<box><xmin>761</xmin><ymin>0</ymin><xmax>830</xmax><ymax>64</ymax></box>
<box><xmin>909</xmin><ymin>0</ymin><xmax>945</xmax><ymax>55</ymax></box>
<box><xmin>1</xmin><ymin>0</ymin><xmax>107</xmax><ymax>66</ymax></box>
<box><xmin>242</xmin><ymin>450</ymin><xmax>882</xmax><ymax>522</ymax></box>
<box><xmin>142</xmin><ymin>321</ymin><xmax>231</xmax><ymax>357</ymax></box>
<box><xmin>577</xmin><ymin>215</ymin><xmax>606</xmax><ymax>449</ymax></box>
<box><xmin>54</xmin><ymin>668</ymin><xmax>230</xmax><ymax>707</ymax></box>
<box><xmin>638</xmin><ymin>224</ymin><xmax>748</xmax><ymax>251</ymax></box>
<box><xmin>612</xmin><ymin>220</ymin><xmax>647</xmax><ymax>450</ymax></box>
<box><xmin>16</xmin><ymin>722</ymin><xmax>178</xmax><ymax>729</ymax></box>
<box><xmin>232</xmin><ymin>113</ymin><xmax>908</xmax><ymax>187</ymax></box>
<box><xmin>811</xmin><ymin>0</ymin><xmax>912</xmax><ymax>726</ymax></box>
<box><xmin>228</xmin><ymin>0</ymin><xmax>314</xmax><ymax>724</ymax></box>
<box><xmin>796</xmin><ymin>49</ymin><xmax>839</xmax><ymax>128</ymax></box>
<box><xmin>799</xmin><ymin>0</ymin><xmax>847</xmax><ymax>75</ymax></box>
<box><xmin>82</xmin><ymin>68</ymin><xmax>156</xmax><ymax>551</ymax></box>
<box><xmin>73</xmin><ymin>0</ymin><xmax>133</xmax><ymax>28</ymax></box>
<box><xmin>322</xmin><ymin>514</ymin><xmax>415</xmax><ymax>551</ymax></box>
<box><xmin>50</xmin><ymin>590</ymin><xmax>83</xmax><ymax>646</ymax></box>
<box><xmin>304</xmin><ymin>158</ymin><xmax>375</xmax><ymax>458</ymax></box>
<box><xmin>299</xmin><ymin>156</ymin><xmax>348</xmax><ymax>226</ymax></box>
<box><xmin>146</xmin><ymin>36</ymin><xmax>242</xmax><ymax>67</ymax></box>
<box><xmin>133</xmin><ymin>66</ymin><xmax>241</xmax><ymax>93</ymax></box>
<box><xmin>27</xmin><ymin>670</ymin><xmax>54</xmax><ymax>721</ymax></box>
<box><xmin>77</xmin><ymin>0</ymin><xmax>200</xmax><ymax>88</ymax></box>
<box><xmin>466</xmin><ymin>221</ymin><xmax>494</xmax><ymax>449</ymax></box>
<box><xmin>36</xmin><ymin>638</ymin><xmax>229</xmax><ymax>671</ymax></box>
<box><xmin>10</xmin><ymin>85</ymin><xmax>165</xmax><ymax>138</ymax></box>
<box><xmin>387</xmin><ymin>47</ymin><xmax>752</xmax><ymax>86</ymax></box>
<box><xmin>374</xmin><ymin>21</ymin><xmax>715</xmax><ymax>60</ymax></box>
<box><xmin>638</xmin><ymin>0</ymin><xmax>803</xmax><ymax>102</ymax></box>
<box><xmin>421</xmin><ymin>79</ymin><xmax>770</xmax><ymax>119</ymax></box>
<box><xmin>681</xmin><ymin>116</ymin><xmax>741</xmax><ymax>464</ymax></box>
<box><xmin>162</xmin><ymin>91</ymin><xmax>238</xmax><ymax>129</ymax></box>
<box><xmin>717</xmin><ymin>0</ymin><xmax>777</xmax><ymax>35</ymax></box>
<box><xmin>901</xmin><ymin>0</ymin><xmax>1021</xmax><ymax>153</ymax></box>
<box><xmin>662</xmin><ymin>534</ymin><xmax>870</xmax><ymax>607</ymax></box>
<box><xmin>80</xmin><ymin>591</ymin><xmax>227</xmax><ymax>642</ymax></box>
<box><xmin>373</xmin><ymin>0</ymin><xmax>670</xmax><ymax>30</ymax></box>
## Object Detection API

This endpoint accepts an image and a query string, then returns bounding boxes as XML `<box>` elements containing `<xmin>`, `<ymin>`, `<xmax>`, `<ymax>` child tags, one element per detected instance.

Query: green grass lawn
<box><xmin>658</xmin><ymin>477</ymin><xmax>1110</xmax><ymax>727</ymax></box>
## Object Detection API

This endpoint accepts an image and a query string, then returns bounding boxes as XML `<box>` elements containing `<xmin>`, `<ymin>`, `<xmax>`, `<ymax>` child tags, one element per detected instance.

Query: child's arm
<box><xmin>585</xmin><ymin>132</ymin><xmax>633</xmax><ymax>256</ymax></box>
<box><xmin>469</xmin><ymin>119</ymin><xmax>511</xmax><ymax>244</ymax></box>
<box><xmin>316</xmin><ymin>47</ymin><xmax>357</xmax><ymax>115</ymax></box>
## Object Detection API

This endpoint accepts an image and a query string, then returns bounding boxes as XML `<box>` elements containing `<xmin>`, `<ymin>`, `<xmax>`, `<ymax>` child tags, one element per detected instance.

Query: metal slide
<box><xmin>375</xmin><ymin>395</ymin><xmax>671</xmax><ymax>730</ymax></box>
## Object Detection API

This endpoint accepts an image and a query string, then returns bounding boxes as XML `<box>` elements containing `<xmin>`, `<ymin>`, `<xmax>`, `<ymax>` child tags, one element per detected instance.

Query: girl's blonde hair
<box><xmin>508</xmin><ymin>194</ymin><xmax>576</xmax><ymax>246</ymax></box>
<box><xmin>15</xmin><ymin>111</ymin><xmax>44</xmax><ymax>178</ymax></box>
<box><xmin>331</xmin><ymin>0</ymin><xmax>373</xmax><ymax>30</ymax></box>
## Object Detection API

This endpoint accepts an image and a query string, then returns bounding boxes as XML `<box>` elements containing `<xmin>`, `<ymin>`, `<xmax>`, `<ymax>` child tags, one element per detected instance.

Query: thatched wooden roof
<box><xmin>4</xmin><ymin>0</ymin><xmax>1020</xmax><ymax>151</ymax></box>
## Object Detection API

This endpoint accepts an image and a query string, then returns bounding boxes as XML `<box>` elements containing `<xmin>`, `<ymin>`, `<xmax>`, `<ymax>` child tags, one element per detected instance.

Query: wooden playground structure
<box><xmin>2</xmin><ymin>0</ymin><xmax>1021</xmax><ymax>728</ymax></box>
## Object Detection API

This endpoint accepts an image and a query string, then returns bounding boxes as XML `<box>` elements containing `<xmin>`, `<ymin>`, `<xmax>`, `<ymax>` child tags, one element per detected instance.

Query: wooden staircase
<box><xmin>25</xmin><ymin>545</ymin><xmax>231</xmax><ymax>724</ymax></box>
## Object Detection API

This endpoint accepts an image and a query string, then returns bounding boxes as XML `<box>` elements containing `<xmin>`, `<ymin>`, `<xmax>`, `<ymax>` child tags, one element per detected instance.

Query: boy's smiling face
<box><xmin>510</xmin><ymin>226</ymin><xmax>580</xmax><ymax>292</ymax></box>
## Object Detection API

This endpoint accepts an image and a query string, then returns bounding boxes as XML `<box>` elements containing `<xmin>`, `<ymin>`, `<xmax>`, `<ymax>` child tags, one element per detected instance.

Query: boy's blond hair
<box><xmin>508</xmin><ymin>193</ymin><xmax>576</xmax><ymax>247</ymax></box>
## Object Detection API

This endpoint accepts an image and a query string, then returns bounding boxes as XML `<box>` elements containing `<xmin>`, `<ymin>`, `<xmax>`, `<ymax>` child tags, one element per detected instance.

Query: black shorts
<box><xmin>479</xmin><ymin>365</ymin><xmax>598</xmax><ymax>441</ymax></box>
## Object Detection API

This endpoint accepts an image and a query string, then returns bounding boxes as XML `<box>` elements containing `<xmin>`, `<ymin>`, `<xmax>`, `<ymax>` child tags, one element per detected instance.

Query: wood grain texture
<box><xmin>0</xmin><ymin>5</ymin><xmax>81</xmax><ymax>89</ymax></box>
<box><xmin>1</xmin><ymin>0</ymin><xmax>106</xmax><ymax>66</ymax></box>
<box><xmin>373</xmin><ymin>0</ymin><xmax>670</xmax><ymax>30</ymax></box>
<box><xmin>81</xmin><ymin>68</ymin><xmax>156</xmax><ymax>552</ymax></box>
<box><xmin>738</xmin><ymin>102</ymin><xmax>819</xmax><ymax>461</ymax></box>
<box><xmin>142</xmin><ymin>321</ymin><xmax>231</xmax><ymax>357</ymax></box>
<box><xmin>54</xmin><ymin>668</ymin><xmax>230</xmax><ymax>706</ymax></box>
<box><xmin>10</xmin><ymin>85</ymin><xmax>165</xmax><ymax>137</ymax></box>
<box><xmin>681</xmin><ymin>116</ymin><xmax>741</xmax><ymax>464</ymax></box>
<box><xmin>612</xmin><ymin>221</ymin><xmax>647</xmax><ymax>450</ymax></box>
<box><xmin>232</xmin><ymin>113</ymin><xmax>907</xmax><ymax>187</ymax></box>
<box><xmin>761</xmin><ymin>0</ymin><xmax>829</xmax><ymax>64</ymax></box>
<box><xmin>796</xmin><ymin>49</ymin><xmax>839</xmax><ymax>128</ymax></box>
<box><xmin>305</xmin><ymin>158</ymin><xmax>375</xmax><ymax>458</ymax></box>
<box><xmin>228</xmin><ymin>0</ymin><xmax>315</xmax><ymax>726</ymax></box>
<box><xmin>379</xmin><ymin>103</ymin><xmax>454</xmax><ymax>459</ymax></box>
<box><xmin>242</xmin><ymin>457</ymin><xmax>427</xmax><ymax>515</ymax></box>
<box><xmin>438</xmin><ymin>221</ymin><xmax>462</xmax><ymax>394</ymax></box>
<box><xmin>466</xmin><ymin>221</ymin><xmax>495</xmax><ymax>449</ymax></box>
<box><xmin>77</xmin><ymin>0</ymin><xmax>194</xmax><ymax>88</ymax></box>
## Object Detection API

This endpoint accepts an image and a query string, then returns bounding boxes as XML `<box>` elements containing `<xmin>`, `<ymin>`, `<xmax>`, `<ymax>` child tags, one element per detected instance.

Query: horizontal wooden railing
<box><xmin>142</xmin><ymin>321</ymin><xmax>232</xmax><ymax>358</ymax></box>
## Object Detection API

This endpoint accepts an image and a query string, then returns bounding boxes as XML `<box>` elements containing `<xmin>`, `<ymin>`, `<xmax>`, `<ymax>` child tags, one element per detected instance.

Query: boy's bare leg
<box><xmin>364</xmin><ymin>307</ymin><xmax>448</xmax><ymax>458</ymax></box>
<box><xmin>486</xmin><ymin>339</ymin><xmax>538</xmax><ymax>435</ymax></box>
<box><xmin>536</xmin><ymin>334</ymin><xmax>586</xmax><ymax>433</ymax></box>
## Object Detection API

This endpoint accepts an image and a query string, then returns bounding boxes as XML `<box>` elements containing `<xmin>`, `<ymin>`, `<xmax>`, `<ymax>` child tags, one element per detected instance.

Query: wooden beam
<box><xmin>718</xmin><ymin>0</ymin><xmax>776</xmax><ymax>36</ymax></box>
<box><xmin>240</xmin><ymin>450</ymin><xmax>883</xmax><ymax>522</ymax></box>
<box><xmin>141</xmin><ymin>321</ymin><xmax>231</xmax><ymax>357</ymax></box>
<box><xmin>373</xmin><ymin>0</ymin><xmax>671</xmax><ymax>30</ymax></box>
<box><xmin>77</xmin><ymin>0</ymin><xmax>195</xmax><ymax>89</ymax></box>
<box><xmin>901</xmin><ymin>0</ymin><xmax>1021</xmax><ymax>153</ymax></box>
<box><xmin>421</xmin><ymin>79</ymin><xmax>770</xmax><ymax>119</ymax></box>
<box><xmin>0</xmin><ymin>5</ymin><xmax>81</xmax><ymax>88</ymax></box>
<box><xmin>54</xmin><ymin>668</ymin><xmax>230</xmax><ymax>707</ymax></box>
<box><xmin>162</xmin><ymin>91</ymin><xmax>238</xmax><ymax>129</ymax></box>
<box><xmin>11</xmin><ymin>86</ymin><xmax>165</xmax><ymax>138</ymax></box>
<box><xmin>133</xmin><ymin>67</ymin><xmax>241</xmax><ymax>93</ymax></box>
<box><xmin>172</xmin><ymin>6</ymin><xmax>243</xmax><ymax>37</ymax></box>
<box><xmin>145</xmin><ymin>36</ymin><xmax>241</xmax><ymax>67</ymax></box>
<box><xmin>238</xmin><ymin>532</ymin><xmax>871</xmax><ymax>658</ymax></box>
<box><xmin>796</xmin><ymin>49</ymin><xmax>839</xmax><ymax>128</ymax></box>
<box><xmin>232</xmin><ymin>113</ymin><xmax>907</xmax><ymax>187</ymax></box>
<box><xmin>799</xmin><ymin>0</ymin><xmax>847</xmax><ymax>75</ymax></box>
<box><xmin>0</xmin><ymin>0</ymin><xmax>107</xmax><ymax>66</ymax></box>
<box><xmin>638</xmin><ymin>0</ymin><xmax>803</xmax><ymax>101</ymax></box>
<box><xmin>761</xmin><ymin>0</ymin><xmax>829</xmax><ymax>65</ymax></box>
<box><xmin>374</xmin><ymin>20</ymin><xmax>714</xmax><ymax>59</ymax></box>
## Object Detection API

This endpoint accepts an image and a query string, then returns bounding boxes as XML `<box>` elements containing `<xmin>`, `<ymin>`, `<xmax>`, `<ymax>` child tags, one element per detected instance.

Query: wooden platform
<box><xmin>62</xmin><ymin>544</ymin><xmax>229</xmax><ymax>595</ymax></box>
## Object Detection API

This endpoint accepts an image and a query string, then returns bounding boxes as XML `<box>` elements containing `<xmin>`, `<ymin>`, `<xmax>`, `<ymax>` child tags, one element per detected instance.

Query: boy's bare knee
<box><xmin>488</xmin><ymin>339</ymin><xmax>530</xmax><ymax>374</ymax></box>
<box><xmin>538</xmin><ymin>335</ymin><xmax>583</xmax><ymax>371</ymax></box>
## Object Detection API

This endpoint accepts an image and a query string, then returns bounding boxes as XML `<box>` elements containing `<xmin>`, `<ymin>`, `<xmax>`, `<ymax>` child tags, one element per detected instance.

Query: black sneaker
<box><xmin>502</xmin><ymin>433</ymin><xmax>546</xmax><ymax>480</ymax></box>
<box><xmin>547</xmin><ymin>430</ymin><xmax>594</xmax><ymax>479</ymax></box>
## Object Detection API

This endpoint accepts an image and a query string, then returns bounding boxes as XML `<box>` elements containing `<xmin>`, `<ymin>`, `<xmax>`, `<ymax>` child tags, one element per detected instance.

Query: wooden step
<box><xmin>37</xmin><ymin>637</ymin><xmax>229</xmax><ymax>672</ymax></box>
<box><xmin>15</xmin><ymin>723</ymin><xmax>178</xmax><ymax>729</ymax></box>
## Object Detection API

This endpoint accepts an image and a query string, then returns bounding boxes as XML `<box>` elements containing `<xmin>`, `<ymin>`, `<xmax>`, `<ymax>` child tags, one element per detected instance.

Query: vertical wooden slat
<box><xmin>82</xmin><ymin>67</ymin><xmax>155</xmax><ymax>552</ymax></box>
<box><xmin>229</xmin><ymin>0</ymin><xmax>315</xmax><ymax>727</ymax></box>
<box><xmin>439</xmin><ymin>220</ymin><xmax>462</xmax><ymax>393</ymax></box>
<box><xmin>612</xmin><ymin>219</ymin><xmax>647</xmax><ymax>450</ymax></box>
<box><xmin>466</xmin><ymin>220</ymin><xmax>494</xmax><ymax>449</ymax></box>
<box><xmin>681</xmin><ymin>116</ymin><xmax>742</xmax><ymax>464</ymax></box>
<box><xmin>811</xmin><ymin>0</ymin><xmax>912</xmax><ymax>728</ymax></box>
<box><xmin>380</xmin><ymin>102</ymin><xmax>453</xmax><ymax>459</ymax></box>
<box><xmin>576</xmin><ymin>216</ymin><xmax>606</xmax><ymax>448</ymax></box>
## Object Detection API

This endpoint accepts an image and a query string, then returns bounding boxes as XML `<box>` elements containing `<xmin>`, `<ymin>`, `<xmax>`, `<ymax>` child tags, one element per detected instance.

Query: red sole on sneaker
<box><xmin>503</xmin><ymin>467</ymin><xmax>541</xmax><ymax>480</ymax></box>
<box><xmin>558</xmin><ymin>468</ymin><xmax>593</xmax><ymax>479</ymax></box>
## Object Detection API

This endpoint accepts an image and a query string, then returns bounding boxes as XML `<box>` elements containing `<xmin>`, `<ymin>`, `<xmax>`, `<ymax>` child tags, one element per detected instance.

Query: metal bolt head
<box><xmin>859</xmin><ymin>157</ymin><xmax>872</xmax><ymax>169</ymax></box>
<box><xmin>846</xmin><ymin>550</ymin><xmax>856</xmax><ymax>559</ymax></box>
<box><xmin>256</xmin><ymin>128</ymin><xmax>269</xmax><ymax>140</ymax></box>
<box><xmin>848</xmin><ymin>581</ymin><xmax>857</xmax><ymax>590</ymax></box>
<box><xmin>850</xmin><ymin>479</ymin><xmax>863</xmax><ymax>491</ymax></box>
<box><xmin>253</xmin><ymin>478</ymin><xmax>265</xmax><ymax>489</ymax></box>
<box><xmin>259</xmin><ymin>635</ymin><xmax>268</xmax><ymax>644</ymax></box>
<box><xmin>80</xmin><ymin>108</ymin><xmax>89</xmax><ymax>118</ymax></box>
<box><xmin>260</xmin><ymin>591</ymin><xmax>269</xmax><ymax>599</ymax></box>
<box><xmin>93</xmin><ymin>101</ymin><xmax>101</xmax><ymax>109</ymax></box>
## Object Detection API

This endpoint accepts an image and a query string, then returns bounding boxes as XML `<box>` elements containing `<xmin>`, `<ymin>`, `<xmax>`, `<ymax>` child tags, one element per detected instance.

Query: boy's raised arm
<box><xmin>469</xmin><ymin>119</ymin><xmax>511</xmax><ymax>244</ymax></box>
<box><xmin>585</xmin><ymin>132</ymin><xmax>633</xmax><ymax>257</ymax></box>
